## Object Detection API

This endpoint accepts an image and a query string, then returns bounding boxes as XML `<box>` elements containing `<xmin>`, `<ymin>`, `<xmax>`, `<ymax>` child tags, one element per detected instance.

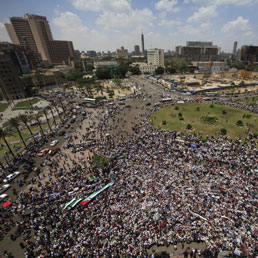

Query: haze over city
<box><xmin>1</xmin><ymin>0</ymin><xmax>258</xmax><ymax>52</ymax></box>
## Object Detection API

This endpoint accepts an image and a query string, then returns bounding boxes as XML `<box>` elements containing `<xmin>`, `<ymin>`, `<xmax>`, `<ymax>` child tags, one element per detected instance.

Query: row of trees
<box><xmin>0</xmin><ymin>101</ymin><xmax>65</xmax><ymax>163</ymax></box>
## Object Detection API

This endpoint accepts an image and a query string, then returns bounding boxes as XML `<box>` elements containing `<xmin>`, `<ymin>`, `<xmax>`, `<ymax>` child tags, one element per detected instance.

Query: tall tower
<box><xmin>233</xmin><ymin>41</ymin><xmax>238</xmax><ymax>56</ymax></box>
<box><xmin>141</xmin><ymin>32</ymin><xmax>145</xmax><ymax>56</ymax></box>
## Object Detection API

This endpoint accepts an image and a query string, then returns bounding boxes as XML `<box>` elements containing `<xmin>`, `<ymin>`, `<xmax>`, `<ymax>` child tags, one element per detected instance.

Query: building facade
<box><xmin>147</xmin><ymin>48</ymin><xmax>164</xmax><ymax>67</ymax></box>
<box><xmin>175</xmin><ymin>41</ymin><xmax>219</xmax><ymax>61</ymax></box>
<box><xmin>116</xmin><ymin>47</ymin><xmax>128</xmax><ymax>59</ymax></box>
<box><xmin>240</xmin><ymin>45</ymin><xmax>258</xmax><ymax>62</ymax></box>
<box><xmin>134</xmin><ymin>45</ymin><xmax>140</xmax><ymax>55</ymax></box>
<box><xmin>0</xmin><ymin>52</ymin><xmax>25</xmax><ymax>100</ymax></box>
<box><xmin>5</xmin><ymin>14</ymin><xmax>75</xmax><ymax>65</ymax></box>
<box><xmin>0</xmin><ymin>42</ymin><xmax>31</xmax><ymax>75</ymax></box>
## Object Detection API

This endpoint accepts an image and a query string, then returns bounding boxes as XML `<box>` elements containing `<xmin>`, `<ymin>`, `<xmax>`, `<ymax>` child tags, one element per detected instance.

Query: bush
<box><xmin>175</xmin><ymin>106</ymin><xmax>179</xmax><ymax>110</ymax></box>
<box><xmin>236</xmin><ymin>120</ymin><xmax>243</xmax><ymax>126</ymax></box>
<box><xmin>162</xmin><ymin>120</ymin><xmax>167</xmax><ymax>125</ymax></box>
<box><xmin>221</xmin><ymin>128</ymin><xmax>227</xmax><ymax>135</ymax></box>
<box><xmin>196</xmin><ymin>106</ymin><xmax>200</xmax><ymax>111</ymax></box>
<box><xmin>93</xmin><ymin>155</ymin><xmax>109</xmax><ymax>168</ymax></box>
<box><xmin>179</xmin><ymin>117</ymin><xmax>184</xmax><ymax>120</ymax></box>
<box><xmin>178</xmin><ymin>112</ymin><xmax>182</xmax><ymax>117</ymax></box>
<box><xmin>209</xmin><ymin>104</ymin><xmax>214</xmax><ymax>108</ymax></box>
<box><xmin>254</xmin><ymin>132</ymin><xmax>258</xmax><ymax>138</ymax></box>
<box><xmin>186</xmin><ymin>124</ymin><xmax>192</xmax><ymax>130</ymax></box>
<box><xmin>246</xmin><ymin>114</ymin><xmax>252</xmax><ymax>119</ymax></box>
<box><xmin>222</xmin><ymin>110</ymin><xmax>227</xmax><ymax>115</ymax></box>
<box><xmin>201</xmin><ymin>137</ymin><xmax>207</xmax><ymax>143</ymax></box>
<box><xmin>201</xmin><ymin>116</ymin><xmax>218</xmax><ymax>125</ymax></box>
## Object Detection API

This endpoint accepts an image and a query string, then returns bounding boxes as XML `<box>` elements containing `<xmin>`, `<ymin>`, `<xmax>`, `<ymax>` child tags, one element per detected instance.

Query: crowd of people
<box><xmin>0</xmin><ymin>94</ymin><xmax>257</xmax><ymax>258</ymax></box>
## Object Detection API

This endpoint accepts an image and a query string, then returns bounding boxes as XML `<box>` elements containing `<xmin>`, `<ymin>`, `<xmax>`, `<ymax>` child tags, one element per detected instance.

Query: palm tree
<box><xmin>34</xmin><ymin>113</ymin><xmax>45</xmax><ymax>138</ymax></box>
<box><xmin>18</xmin><ymin>114</ymin><xmax>37</xmax><ymax>143</ymax></box>
<box><xmin>4</xmin><ymin>117</ymin><xmax>27</xmax><ymax>148</ymax></box>
<box><xmin>58</xmin><ymin>97</ymin><xmax>66</xmax><ymax>115</ymax></box>
<box><xmin>47</xmin><ymin>106</ymin><xmax>57</xmax><ymax>126</ymax></box>
<box><xmin>52</xmin><ymin>103</ymin><xmax>62</xmax><ymax>122</ymax></box>
<box><xmin>0</xmin><ymin>128</ymin><xmax>15</xmax><ymax>158</ymax></box>
<box><xmin>42</xmin><ymin>108</ymin><xmax>52</xmax><ymax>132</ymax></box>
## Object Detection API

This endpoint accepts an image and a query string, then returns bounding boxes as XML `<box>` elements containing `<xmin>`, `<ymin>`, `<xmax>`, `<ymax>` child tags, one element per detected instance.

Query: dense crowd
<box><xmin>1</xmin><ymin>97</ymin><xmax>258</xmax><ymax>258</ymax></box>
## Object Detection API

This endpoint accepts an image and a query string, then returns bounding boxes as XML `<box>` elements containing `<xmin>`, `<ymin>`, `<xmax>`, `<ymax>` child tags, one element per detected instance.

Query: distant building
<box><xmin>0</xmin><ymin>51</ymin><xmax>25</xmax><ymax>100</ymax></box>
<box><xmin>175</xmin><ymin>41</ymin><xmax>219</xmax><ymax>61</ymax></box>
<box><xmin>5</xmin><ymin>14</ymin><xmax>75</xmax><ymax>65</ymax></box>
<box><xmin>116</xmin><ymin>46</ymin><xmax>128</xmax><ymax>58</ymax></box>
<box><xmin>233</xmin><ymin>41</ymin><xmax>238</xmax><ymax>56</ymax></box>
<box><xmin>240</xmin><ymin>45</ymin><xmax>258</xmax><ymax>62</ymax></box>
<box><xmin>31</xmin><ymin>70</ymin><xmax>65</xmax><ymax>88</ymax></box>
<box><xmin>134</xmin><ymin>45</ymin><xmax>140</xmax><ymax>56</ymax></box>
<box><xmin>132</xmin><ymin>48</ymin><xmax>164</xmax><ymax>74</ymax></box>
<box><xmin>192</xmin><ymin>61</ymin><xmax>229</xmax><ymax>72</ymax></box>
<box><xmin>0</xmin><ymin>42</ymin><xmax>31</xmax><ymax>75</ymax></box>
<box><xmin>147</xmin><ymin>48</ymin><xmax>164</xmax><ymax>67</ymax></box>
<box><xmin>86</xmin><ymin>50</ymin><xmax>97</xmax><ymax>57</ymax></box>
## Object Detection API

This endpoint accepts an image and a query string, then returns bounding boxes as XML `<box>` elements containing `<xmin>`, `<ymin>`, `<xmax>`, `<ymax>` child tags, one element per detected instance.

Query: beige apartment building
<box><xmin>5</xmin><ymin>14</ymin><xmax>75</xmax><ymax>65</ymax></box>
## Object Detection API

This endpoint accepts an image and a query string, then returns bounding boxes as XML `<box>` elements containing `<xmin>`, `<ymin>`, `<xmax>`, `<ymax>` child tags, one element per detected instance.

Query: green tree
<box><xmin>221</xmin><ymin>128</ymin><xmax>227</xmax><ymax>135</ymax></box>
<box><xmin>155</xmin><ymin>66</ymin><xmax>165</xmax><ymax>75</ymax></box>
<box><xmin>4</xmin><ymin>117</ymin><xmax>27</xmax><ymax>148</ymax></box>
<box><xmin>0</xmin><ymin>128</ymin><xmax>15</xmax><ymax>158</ymax></box>
<box><xmin>129</xmin><ymin>66</ymin><xmax>141</xmax><ymax>75</ymax></box>
<box><xmin>186</xmin><ymin>124</ymin><xmax>192</xmax><ymax>130</ymax></box>
<box><xmin>18</xmin><ymin>114</ymin><xmax>37</xmax><ymax>143</ymax></box>
<box><xmin>96</xmin><ymin>67</ymin><xmax>112</xmax><ymax>80</ymax></box>
<box><xmin>66</xmin><ymin>70</ymin><xmax>83</xmax><ymax>82</ymax></box>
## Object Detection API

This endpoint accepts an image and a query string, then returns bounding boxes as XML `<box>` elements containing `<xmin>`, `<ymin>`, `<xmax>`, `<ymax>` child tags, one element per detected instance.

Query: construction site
<box><xmin>152</xmin><ymin>57</ymin><xmax>258</xmax><ymax>94</ymax></box>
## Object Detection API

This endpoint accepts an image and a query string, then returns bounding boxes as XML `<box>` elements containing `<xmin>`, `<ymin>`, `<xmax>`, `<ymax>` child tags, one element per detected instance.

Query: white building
<box><xmin>147</xmin><ymin>48</ymin><xmax>164</xmax><ymax>67</ymax></box>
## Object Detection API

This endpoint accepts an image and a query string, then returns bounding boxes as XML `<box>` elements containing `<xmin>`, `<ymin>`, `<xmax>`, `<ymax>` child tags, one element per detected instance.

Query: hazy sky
<box><xmin>0</xmin><ymin>0</ymin><xmax>258</xmax><ymax>52</ymax></box>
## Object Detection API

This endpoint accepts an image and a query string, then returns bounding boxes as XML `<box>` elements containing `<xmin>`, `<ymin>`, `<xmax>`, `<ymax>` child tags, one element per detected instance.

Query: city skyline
<box><xmin>0</xmin><ymin>0</ymin><xmax>258</xmax><ymax>53</ymax></box>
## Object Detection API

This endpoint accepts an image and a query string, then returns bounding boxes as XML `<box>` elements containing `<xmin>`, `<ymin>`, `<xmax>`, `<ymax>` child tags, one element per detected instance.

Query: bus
<box><xmin>83</xmin><ymin>98</ymin><xmax>96</xmax><ymax>106</ymax></box>
<box><xmin>161</xmin><ymin>98</ymin><xmax>172</xmax><ymax>103</ymax></box>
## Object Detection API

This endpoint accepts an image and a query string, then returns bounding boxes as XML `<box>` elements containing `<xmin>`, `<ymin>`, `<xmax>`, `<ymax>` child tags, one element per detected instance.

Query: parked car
<box><xmin>0</xmin><ymin>184</ymin><xmax>10</xmax><ymax>195</ymax></box>
<box><xmin>37</xmin><ymin>148</ymin><xmax>50</xmax><ymax>157</ymax></box>
<box><xmin>50</xmin><ymin>140</ymin><xmax>59</xmax><ymax>147</ymax></box>
<box><xmin>64</xmin><ymin>133</ymin><xmax>71</xmax><ymax>139</ymax></box>
<box><xmin>3</xmin><ymin>171</ymin><xmax>21</xmax><ymax>183</ymax></box>
<box><xmin>70</xmin><ymin>118</ymin><xmax>76</xmax><ymax>123</ymax></box>
<box><xmin>48</xmin><ymin>147</ymin><xmax>60</xmax><ymax>156</ymax></box>
<box><xmin>65</xmin><ymin>124</ymin><xmax>70</xmax><ymax>129</ymax></box>
<box><xmin>0</xmin><ymin>193</ymin><xmax>8</xmax><ymax>202</ymax></box>
<box><xmin>146</xmin><ymin>102</ymin><xmax>151</xmax><ymax>106</ymax></box>
<box><xmin>58</xmin><ymin>130</ymin><xmax>65</xmax><ymax>136</ymax></box>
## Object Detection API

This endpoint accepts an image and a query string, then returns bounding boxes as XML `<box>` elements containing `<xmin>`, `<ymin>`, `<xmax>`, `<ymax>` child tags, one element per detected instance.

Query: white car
<box><xmin>0</xmin><ymin>184</ymin><xmax>10</xmax><ymax>195</ymax></box>
<box><xmin>64</xmin><ymin>133</ymin><xmax>71</xmax><ymax>139</ymax></box>
<box><xmin>0</xmin><ymin>193</ymin><xmax>8</xmax><ymax>202</ymax></box>
<box><xmin>50</xmin><ymin>140</ymin><xmax>59</xmax><ymax>147</ymax></box>
<box><xmin>3</xmin><ymin>171</ymin><xmax>21</xmax><ymax>183</ymax></box>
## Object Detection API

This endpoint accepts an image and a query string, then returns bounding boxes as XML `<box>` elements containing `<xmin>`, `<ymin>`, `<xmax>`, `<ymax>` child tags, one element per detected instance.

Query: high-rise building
<box><xmin>147</xmin><ymin>48</ymin><xmax>164</xmax><ymax>67</ymax></box>
<box><xmin>141</xmin><ymin>33</ymin><xmax>145</xmax><ymax>56</ymax></box>
<box><xmin>134</xmin><ymin>45</ymin><xmax>140</xmax><ymax>55</ymax></box>
<box><xmin>233</xmin><ymin>41</ymin><xmax>238</xmax><ymax>56</ymax></box>
<box><xmin>116</xmin><ymin>46</ymin><xmax>128</xmax><ymax>58</ymax></box>
<box><xmin>175</xmin><ymin>41</ymin><xmax>219</xmax><ymax>61</ymax></box>
<box><xmin>5</xmin><ymin>14</ymin><xmax>75</xmax><ymax>65</ymax></box>
<box><xmin>240</xmin><ymin>45</ymin><xmax>258</xmax><ymax>62</ymax></box>
<box><xmin>0</xmin><ymin>51</ymin><xmax>25</xmax><ymax>101</ymax></box>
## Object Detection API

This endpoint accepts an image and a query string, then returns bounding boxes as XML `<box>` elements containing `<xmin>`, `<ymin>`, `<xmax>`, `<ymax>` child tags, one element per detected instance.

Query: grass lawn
<box><xmin>0</xmin><ymin>103</ymin><xmax>8</xmax><ymax>112</ymax></box>
<box><xmin>15</xmin><ymin>98</ymin><xmax>40</xmax><ymax>108</ymax></box>
<box><xmin>150</xmin><ymin>103</ymin><xmax>258</xmax><ymax>139</ymax></box>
